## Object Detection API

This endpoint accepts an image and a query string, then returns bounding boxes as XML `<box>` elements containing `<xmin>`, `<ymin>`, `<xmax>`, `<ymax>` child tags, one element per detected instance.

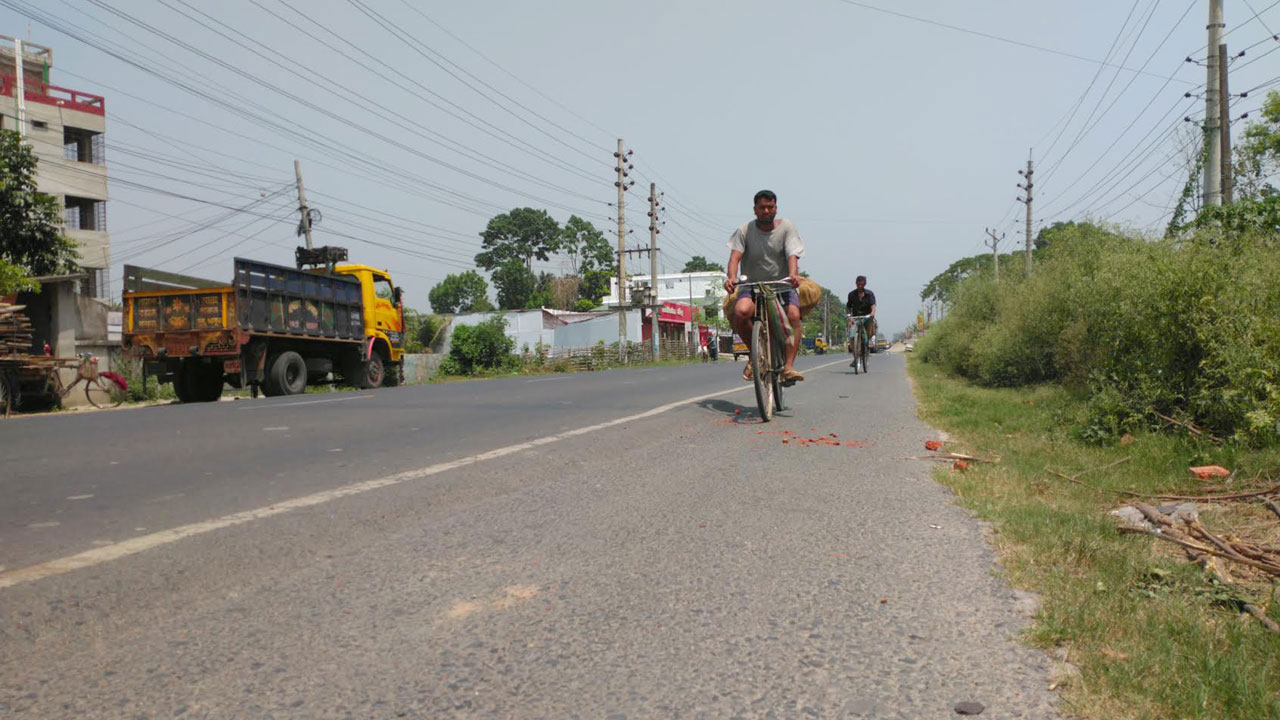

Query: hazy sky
<box><xmin>4</xmin><ymin>0</ymin><xmax>1278</xmax><ymax>335</ymax></box>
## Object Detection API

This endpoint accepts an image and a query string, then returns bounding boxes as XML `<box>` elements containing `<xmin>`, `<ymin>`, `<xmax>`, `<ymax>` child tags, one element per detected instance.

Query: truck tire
<box><xmin>176</xmin><ymin>360</ymin><xmax>224</xmax><ymax>403</ymax></box>
<box><xmin>383</xmin><ymin>362</ymin><xmax>402</xmax><ymax>387</ymax></box>
<box><xmin>173</xmin><ymin>364</ymin><xmax>194</xmax><ymax>403</ymax></box>
<box><xmin>267</xmin><ymin>351</ymin><xmax>307</xmax><ymax>396</ymax></box>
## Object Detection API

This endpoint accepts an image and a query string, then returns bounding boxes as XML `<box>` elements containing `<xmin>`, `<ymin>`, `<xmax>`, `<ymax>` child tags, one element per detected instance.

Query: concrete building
<box><xmin>601</xmin><ymin>271</ymin><xmax>727</xmax><ymax>346</ymax></box>
<box><xmin>1</xmin><ymin>38</ymin><xmax>110</xmax><ymax>298</ymax></box>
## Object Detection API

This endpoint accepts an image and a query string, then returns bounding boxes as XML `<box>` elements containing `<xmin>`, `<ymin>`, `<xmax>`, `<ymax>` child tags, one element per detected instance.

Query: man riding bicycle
<box><xmin>724</xmin><ymin>189</ymin><xmax>805</xmax><ymax>384</ymax></box>
<box><xmin>846</xmin><ymin>276</ymin><xmax>877</xmax><ymax>366</ymax></box>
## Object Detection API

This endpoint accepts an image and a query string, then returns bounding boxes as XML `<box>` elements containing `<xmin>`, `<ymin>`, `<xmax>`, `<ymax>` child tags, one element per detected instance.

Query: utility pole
<box><xmin>1017</xmin><ymin>153</ymin><xmax>1034</xmax><ymax>277</ymax></box>
<box><xmin>984</xmin><ymin>227</ymin><xmax>1004</xmax><ymax>282</ymax></box>
<box><xmin>1203</xmin><ymin>0</ymin><xmax>1224</xmax><ymax>207</ymax></box>
<box><xmin>648</xmin><ymin>182</ymin><xmax>660</xmax><ymax>362</ymax></box>
<box><xmin>614</xmin><ymin>140</ymin><xmax>633</xmax><ymax>360</ymax></box>
<box><xmin>294</xmin><ymin>159</ymin><xmax>314</xmax><ymax>250</ymax></box>
<box><xmin>13</xmin><ymin>39</ymin><xmax>26</xmax><ymax>138</ymax></box>
<box><xmin>1218</xmin><ymin>41</ymin><xmax>1233</xmax><ymax>204</ymax></box>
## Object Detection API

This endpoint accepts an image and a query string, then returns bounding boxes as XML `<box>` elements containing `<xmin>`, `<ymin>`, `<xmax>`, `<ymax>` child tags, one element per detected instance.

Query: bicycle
<box><xmin>46</xmin><ymin>353</ymin><xmax>128</xmax><ymax>409</ymax></box>
<box><xmin>736</xmin><ymin>278</ymin><xmax>794</xmax><ymax>422</ymax></box>
<box><xmin>848</xmin><ymin>315</ymin><xmax>872</xmax><ymax>375</ymax></box>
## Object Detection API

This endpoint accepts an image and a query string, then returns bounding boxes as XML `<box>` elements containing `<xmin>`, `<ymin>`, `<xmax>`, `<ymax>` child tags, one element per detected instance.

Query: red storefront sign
<box><xmin>656</xmin><ymin>302</ymin><xmax>692</xmax><ymax>324</ymax></box>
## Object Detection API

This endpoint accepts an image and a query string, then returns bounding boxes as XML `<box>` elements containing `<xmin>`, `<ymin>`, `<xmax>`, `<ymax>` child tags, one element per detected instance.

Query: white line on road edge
<box><xmin>2</xmin><ymin>359</ymin><xmax>849</xmax><ymax>590</ymax></box>
<box><xmin>235</xmin><ymin>394</ymin><xmax>375</xmax><ymax>410</ymax></box>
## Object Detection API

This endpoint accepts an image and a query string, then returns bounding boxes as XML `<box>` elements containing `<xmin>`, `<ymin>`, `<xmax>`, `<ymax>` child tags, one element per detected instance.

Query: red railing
<box><xmin>0</xmin><ymin>75</ymin><xmax>105</xmax><ymax>116</ymax></box>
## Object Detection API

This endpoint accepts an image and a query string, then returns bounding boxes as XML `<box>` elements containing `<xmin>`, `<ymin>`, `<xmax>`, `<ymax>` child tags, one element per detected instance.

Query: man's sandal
<box><xmin>781</xmin><ymin>368</ymin><xmax>805</xmax><ymax>384</ymax></box>
<box><xmin>742</xmin><ymin>365</ymin><xmax>753</xmax><ymax>382</ymax></box>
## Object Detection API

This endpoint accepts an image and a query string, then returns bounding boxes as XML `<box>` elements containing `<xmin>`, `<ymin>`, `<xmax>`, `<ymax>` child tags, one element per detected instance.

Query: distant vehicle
<box><xmin>122</xmin><ymin>246</ymin><xmax>406</xmax><ymax>401</ymax></box>
<box><xmin>874</xmin><ymin>337</ymin><xmax>889</xmax><ymax>353</ymax></box>
<box><xmin>731</xmin><ymin>333</ymin><xmax>748</xmax><ymax>360</ymax></box>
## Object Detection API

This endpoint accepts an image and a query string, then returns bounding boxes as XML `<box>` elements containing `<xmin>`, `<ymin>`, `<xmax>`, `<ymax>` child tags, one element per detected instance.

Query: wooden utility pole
<box><xmin>1218</xmin><ymin>42</ymin><xmax>1233</xmax><ymax>204</ymax></box>
<box><xmin>1018</xmin><ymin>154</ymin><xmax>1034</xmax><ymax>277</ymax></box>
<box><xmin>1203</xmin><ymin>0</ymin><xmax>1225</xmax><ymax>207</ymax></box>
<box><xmin>294</xmin><ymin>160</ymin><xmax>314</xmax><ymax>250</ymax></box>
<box><xmin>614</xmin><ymin>140</ymin><xmax>633</xmax><ymax>360</ymax></box>
<box><xmin>984</xmin><ymin>227</ymin><xmax>1004</xmax><ymax>282</ymax></box>
<box><xmin>648</xmin><ymin>183</ymin><xmax>660</xmax><ymax>362</ymax></box>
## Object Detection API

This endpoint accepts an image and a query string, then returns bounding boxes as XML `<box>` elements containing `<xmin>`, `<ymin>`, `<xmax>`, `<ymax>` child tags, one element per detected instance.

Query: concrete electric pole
<box><xmin>13</xmin><ymin>39</ymin><xmax>26</xmax><ymax>138</ymax></box>
<box><xmin>294</xmin><ymin>159</ymin><xmax>314</xmax><ymax>251</ymax></box>
<box><xmin>1218</xmin><ymin>41</ymin><xmax>1233</xmax><ymax>204</ymax></box>
<box><xmin>1203</xmin><ymin>0</ymin><xmax>1224</xmax><ymax>207</ymax></box>
<box><xmin>1018</xmin><ymin>154</ymin><xmax>1034</xmax><ymax>277</ymax></box>
<box><xmin>648</xmin><ymin>182</ymin><xmax>660</xmax><ymax>362</ymax></box>
<box><xmin>984</xmin><ymin>227</ymin><xmax>1004</xmax><ymax>282</ymax></box>
<box><xmin>614</xmin><ymin>140</ymin><xmax>633</xmax><ymax>360</ymax></box>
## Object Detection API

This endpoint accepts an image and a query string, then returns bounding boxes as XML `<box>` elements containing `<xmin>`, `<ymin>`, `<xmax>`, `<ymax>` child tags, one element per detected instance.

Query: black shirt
<box><xmin>846</xmin><ymin>288</ymin><xmax>876</xmax><ymax>316</ymax></box>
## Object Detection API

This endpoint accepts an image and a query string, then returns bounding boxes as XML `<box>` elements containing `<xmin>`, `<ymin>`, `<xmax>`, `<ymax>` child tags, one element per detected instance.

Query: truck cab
<box><xmin>335</xmin><ymin>264</ymin><xmax>405</xmax><ymax>370</ymax></box>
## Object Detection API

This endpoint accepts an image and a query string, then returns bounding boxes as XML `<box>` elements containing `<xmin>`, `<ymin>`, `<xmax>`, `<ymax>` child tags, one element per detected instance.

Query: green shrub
<box><xmin>442</xmin><ymin>315</ymin><xmax>517</xmax><ymax>375</ymax></box>
<box><xmin>922</xmin><ymin>225</ymin><xmax>1280</xmax><ymax>445</ymax></box>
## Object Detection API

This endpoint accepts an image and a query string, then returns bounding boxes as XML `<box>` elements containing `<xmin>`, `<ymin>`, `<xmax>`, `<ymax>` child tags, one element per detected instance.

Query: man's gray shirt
<box><xmin>728</xmin><ymin>218</ymin><xmax>805</xmax><ymax>283</ymax></box>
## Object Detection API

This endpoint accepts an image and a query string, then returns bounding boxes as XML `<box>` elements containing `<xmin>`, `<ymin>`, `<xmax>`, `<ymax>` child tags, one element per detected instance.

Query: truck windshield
<box><xmin>374</xmin><ymin>276</ymin><xmax>394</xmax><ymax>300</ymax></box>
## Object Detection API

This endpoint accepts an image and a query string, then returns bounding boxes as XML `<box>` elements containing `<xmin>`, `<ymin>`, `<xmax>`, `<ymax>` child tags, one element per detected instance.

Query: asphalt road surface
<box><xmin>0</xmin><ymin>353</ymin><xmax>1058</xmax><ymax>719</ymax></box>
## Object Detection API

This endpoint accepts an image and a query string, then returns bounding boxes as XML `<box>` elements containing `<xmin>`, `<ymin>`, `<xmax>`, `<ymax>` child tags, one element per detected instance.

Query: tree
<box><xmin>475</xmin><ymin>208</ymin><xmax>561</xmax><ymax>272</ymax></box>
<box><xmin>1034</xmin><ymin>221</ymin><xmax>1077</xmax><ymax>251</ymax></box>
<box><xmin>682</xmin><ymin>255</ymin><xmax>724</xmax><ymax>273</ymax></box>
<box><xmin>0</xmin><ymin>130</ymin><xmax>78</xmax><ymax>276</ymax></box>
<box><xmin>492</xmin><ymin>258</ymin><xmax>536</xmax><ymax>309</ymax></box>
<box><xmin>1234</xmin><ymin>90</ymin><xmax>1280</xmax><ymax>200</ymax></box>
<box><xmin>559</xmin><ymin>215</ymin><xmax>612</xmax><ymax>275</ymax></box>
<box><xmin>920</xmin><ymin>254</ymin><xmax>987</xmax><ymax>309</ymax></box>
<box><xmin>549</xmin><ymin>276</ymin><xmax>581</xmax><ymax>310</ymax></box>
<box><xmin>0</xmin><ymin>258</ymin><xmax>37</xmax><ymax>295</ymax></box>
<box><xmin>428</xmin><ymin>270</ymin><xmax>493</xmax><ymax>314</ymax></box>
<box><xmin>526</xmin><ymin>271</ymin><xmax>554</xmax><ymax>309</ymax></box>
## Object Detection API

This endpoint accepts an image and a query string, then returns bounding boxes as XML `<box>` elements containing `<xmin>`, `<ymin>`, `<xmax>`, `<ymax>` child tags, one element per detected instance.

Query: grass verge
<box><xmin>908</xmin><ymin>357</ymin><xmax>1280</xmax><ymax>720</ymax></box>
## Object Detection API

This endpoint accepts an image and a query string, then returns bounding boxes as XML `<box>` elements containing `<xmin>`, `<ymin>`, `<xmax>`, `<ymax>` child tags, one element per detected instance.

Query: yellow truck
<box><xmin>122</xmin><ymin>247</ymin><xmax>405</xmax><ymax>401</ymax></box>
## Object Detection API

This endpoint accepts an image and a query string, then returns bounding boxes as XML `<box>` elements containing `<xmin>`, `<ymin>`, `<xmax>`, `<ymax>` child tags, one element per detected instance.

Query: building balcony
<box><xmin>1</xmin><ymin>75</ymin><xmax>104</xmax><ymax>116</ymax></box>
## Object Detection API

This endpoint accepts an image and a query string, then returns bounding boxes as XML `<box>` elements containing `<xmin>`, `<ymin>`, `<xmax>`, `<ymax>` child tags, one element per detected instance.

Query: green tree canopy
<box><xmin>428</xmin><ymin>270</ymin><xmax>494</xmax><ymax>314</ymax></box>
<box><xmin>682</xmin><ymin>255</ymin><xmax>724</xmax><ymax>273</ymax></box>
<box><xmin>1235</xmin><ymin>90</ymin><xmax>1280</xmax><ymax>200</ymax></box>
<box><xmin>0</xmin><ymin>130</ymin><xmax>78</xmax><ymax>277</ymax></box>
<box><xmin>0</xmin><ymin>258</ymin><xmax>37</xmax><ymax>295</ymax></box>
<box><xmin>475</xmin><ymin>208</ymin><xmax>561</xmax><ymax>272</ymax></box>
<box><xmin>493</xmin><ymin>258</ymin><xmax>537</xmax><ymax>309</ymax></box>
<box><xmin>559</xmin><ymin>215</ymin><xmax>613</xmax><ymax>275</ymax></box>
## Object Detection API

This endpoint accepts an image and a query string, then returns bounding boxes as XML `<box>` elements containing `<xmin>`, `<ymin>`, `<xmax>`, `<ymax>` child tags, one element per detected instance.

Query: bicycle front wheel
<box><xmin>85</xmin><ymin>375</ymin><xmax>126</xmax><ymax>408</ymax></box>
<box><xmin>751</xmin><ymin>319</ymin><xmax>774</xmax><ymax>421</ymax></box>
<box><xmin>861</xmin><ymin>332</ymin><xmax>870</xmax><ymax>373</ymax></box>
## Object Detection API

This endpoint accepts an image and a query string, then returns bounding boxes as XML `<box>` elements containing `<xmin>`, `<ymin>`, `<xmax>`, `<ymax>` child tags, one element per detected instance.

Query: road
<box><xmin>0</xmin><ymin>353</ymin><xmax>1058</xmax><ymax>719</ymax></box>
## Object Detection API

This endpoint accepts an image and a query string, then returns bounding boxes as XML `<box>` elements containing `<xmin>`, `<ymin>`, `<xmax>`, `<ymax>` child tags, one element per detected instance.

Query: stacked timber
<box><xmin>0</xmin><ymin>302</ymin><xmax>34</xmax><ymax>355</ymax></box>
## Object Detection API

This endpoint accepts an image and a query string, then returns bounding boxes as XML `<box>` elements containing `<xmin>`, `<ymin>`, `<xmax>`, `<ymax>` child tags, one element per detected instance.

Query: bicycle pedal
<box><xmin>781</xmin><ymin>378</ymin><xmax>797</xmax><ymax>387</ymax></box>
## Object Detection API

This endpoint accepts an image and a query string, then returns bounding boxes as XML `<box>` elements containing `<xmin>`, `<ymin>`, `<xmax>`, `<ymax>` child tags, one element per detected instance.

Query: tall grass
<box><xmin>917</xmin><ymin>227</ymin><xmax>1280</xmax><ymax>445</ymax></box>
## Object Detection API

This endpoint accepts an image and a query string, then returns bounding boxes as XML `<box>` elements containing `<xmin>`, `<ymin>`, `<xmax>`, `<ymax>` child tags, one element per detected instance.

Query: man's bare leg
<box><xmin>783</xmin><ymin>304</ymin><xmax>802</xmax><ymax>373</ymax></box>
<box><xmin>731</xmin><ymin>296</ymin><xmax>755</xmax><ymax>355</ymax></box>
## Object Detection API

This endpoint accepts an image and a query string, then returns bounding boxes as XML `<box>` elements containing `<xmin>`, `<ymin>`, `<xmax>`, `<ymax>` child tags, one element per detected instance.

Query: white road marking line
<box><xmin>27</xmin><ymin>522</ymin><xmax>59</xmax><ymax>529</ymax></box>
<box><xmin>67</xmin><ymin>495</ymin><xmax>94</xmax><ymax>501</ymax></box>
<box><xmin>524</xmin><ymin>377</ymin><xmax>568</xmax><ymax>383</ymax></box>
<box><xmin>0</xmin><ymin>360</ymin><xmax>852</xmax><ymax>591</ymax></box>
<box><xmin>236</xmin><ymin>395</ymin><xmax>374</xmax><ymax>410</ymax></box>
<box><xmin>263</xmin><ymin>427</ymin><xmax>289</xmax><ymax>431</ymax></box>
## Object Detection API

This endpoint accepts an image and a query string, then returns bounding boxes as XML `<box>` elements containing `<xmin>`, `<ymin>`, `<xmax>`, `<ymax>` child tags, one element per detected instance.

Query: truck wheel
<box><xmin>267</xmin><ymin>351</ymin><xmax>307</xmax><ymax>396</ymax></box>
<box><xmin>382</xmin><ymin>362</ymin><xmax>402</xmax><ymax>387</ymax></box>
<box><xmin>187</xmin><ymin>362</ymin><xmax>225</xmax><ymax>403</ymax></box>
<box><xmin>174</xmin><ymin>362</ymin><xmax>194</xmax><ymax>403</ymax></box>
<box><xmin>362</xmin><ymin>353</ymin><xmax>385</xmax><ymax>389</ymax></box>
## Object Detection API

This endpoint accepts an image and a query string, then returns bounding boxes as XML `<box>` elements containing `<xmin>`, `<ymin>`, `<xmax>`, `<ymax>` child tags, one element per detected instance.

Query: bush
<box><xmin>441</xmin><ymin>315</ymin><xmax>517</xmax><ymax>375</ymax></box>
<box><xmin>920</xmin><ymin>226</ymin><xmax>1280</xmax><ymax>445</ymax></box>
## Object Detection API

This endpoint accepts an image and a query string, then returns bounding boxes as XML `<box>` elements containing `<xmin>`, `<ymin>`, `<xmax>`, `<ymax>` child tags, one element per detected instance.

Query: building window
<box><xmin>64</xmin><ymin>196</ymin><xmax>107</xmax><ymax>231</ymax></box>
<box><xmin>82</xmin><ymin>267</ymin><xmax>108</xmax><ymax>299</ymax></box>
<box><xmin>64</xmin><ymin>127</ymin><xmax>105</xmax><ymax>164</ymax></box>
<box><xmin>32</xmin><ymin>119</ymin><xmax>48</xmax><ymax>130</ymax></box>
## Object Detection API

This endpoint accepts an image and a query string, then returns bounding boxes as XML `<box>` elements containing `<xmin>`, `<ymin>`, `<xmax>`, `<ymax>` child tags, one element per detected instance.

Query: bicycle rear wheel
<box><xmin>85</xmin><ymin>375</ymin><xmax>126</xmax><ymax>408</ymax></box>
<box><xmin>852</xmin><ymin>333</ymin><xmax>861</xmax><ymax>375</ymax></box>
<box><xmin>861</xmin><ymin>330</ymin><xmax>870</xmax><ymax>373</ymax></box>
<box><xmin>771</xmin><ymin>319</ymin><xmax>786</xmax><ymax>412</ymax></box>
<box><xmin>751</xmin><ymin>319</ymin><xmax>774</xmax><ymax>421</ymax></box>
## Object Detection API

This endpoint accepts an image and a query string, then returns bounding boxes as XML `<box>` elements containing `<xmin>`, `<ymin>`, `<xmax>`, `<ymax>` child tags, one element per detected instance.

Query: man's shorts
<box><xmin>736</xmin><ymin>287</ymin><xmax>799</xmax><ymax>307</ymax></box>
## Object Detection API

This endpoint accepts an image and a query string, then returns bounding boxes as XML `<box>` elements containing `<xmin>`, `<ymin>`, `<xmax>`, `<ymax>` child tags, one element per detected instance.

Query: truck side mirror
<box><xmin>392</xmin><ymin>286</ymin><xmax>403</xmax><ymax>305</ymax></box>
